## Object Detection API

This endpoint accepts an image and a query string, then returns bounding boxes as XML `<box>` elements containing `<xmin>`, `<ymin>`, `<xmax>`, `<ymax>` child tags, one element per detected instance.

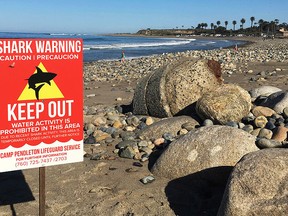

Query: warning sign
<box><xmin>0</xmin><ymin>39</ymin><xmax>83</xmax><ymax>172</ymax></box>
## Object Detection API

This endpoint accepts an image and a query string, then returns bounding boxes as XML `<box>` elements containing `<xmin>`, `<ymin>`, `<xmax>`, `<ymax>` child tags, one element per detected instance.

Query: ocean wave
<box><xmin>50</xmin><ymin>33</ymin><xmax>88</xmax><ymax>36</ymax></box>
<box><xmin>85</xmin><ymin>39</ymin><xmax>195</xmax><ymax>50</ymax></box>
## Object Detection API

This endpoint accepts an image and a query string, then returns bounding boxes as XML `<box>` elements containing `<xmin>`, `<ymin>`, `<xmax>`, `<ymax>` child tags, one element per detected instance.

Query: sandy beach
<box><xmin>1</xmin><ymin>37</ymin><xmax>288</xmax><ymax>216</ymax></box>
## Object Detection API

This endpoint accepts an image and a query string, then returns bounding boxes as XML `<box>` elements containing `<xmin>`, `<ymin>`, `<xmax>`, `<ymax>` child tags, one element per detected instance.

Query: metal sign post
<box><xmin>39</xmin><ymin>167</ymin><xmax>46</xmax><ymax>216</ymax></box>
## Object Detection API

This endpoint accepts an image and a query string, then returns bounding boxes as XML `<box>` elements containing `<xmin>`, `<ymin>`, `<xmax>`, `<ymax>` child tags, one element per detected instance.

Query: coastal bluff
<box><xmin>137</xmin><ymin>28</ymin><xmax>195</xmax><ymax>36</ymax></box>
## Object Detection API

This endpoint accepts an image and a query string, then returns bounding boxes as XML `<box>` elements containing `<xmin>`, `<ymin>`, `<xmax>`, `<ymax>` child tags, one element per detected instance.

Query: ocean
<box><xmin>0</xmin><ymin>32</ymin><xmax>245</xmax><ymax>62</ymax></box>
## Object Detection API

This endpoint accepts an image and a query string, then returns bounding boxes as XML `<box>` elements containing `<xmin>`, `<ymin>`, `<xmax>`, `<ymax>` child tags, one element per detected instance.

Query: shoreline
<box><xmin>84</xmin><ymin>34</ymin><xmax>256</xmax><ymax>63</ymax></box>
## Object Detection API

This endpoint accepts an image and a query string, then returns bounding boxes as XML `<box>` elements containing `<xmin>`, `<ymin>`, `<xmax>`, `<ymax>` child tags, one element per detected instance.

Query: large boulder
<box><xmin>196</xmin><ymin>84</ymin><xmax>252</xmax><ymax>124</ymax></box>
<box><xmin>218</xmin><ymin>149</ymin><xmax>288</xmax><ymax>216</ymax></box>
<box><xmin>133</xmin><ymin>58</ymin><xmax>223</xmax><ymax>117</ymax></box>
<box><xmin>260</xmin><ymin>91</ymin><xmax>288</xmax><ymax>114</ymax></box>
<box><xmin>137</xmin><ymin>116</ymin><xmax>199</xmax><ymax>140</ymax></box>
<box><xmin>249</xmin><ymin>85</ymin><xmax>282</xmax><ymax>100</ymax></box>
<box><xmin>151</xmin><ymin>125</ymin><xmax>258</xmax><ymax>181</ymax></box>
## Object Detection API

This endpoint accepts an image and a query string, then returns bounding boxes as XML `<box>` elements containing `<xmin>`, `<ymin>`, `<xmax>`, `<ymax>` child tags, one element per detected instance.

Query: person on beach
<box><xmin>121</xmin><ymin>50</ymin><xmax>125</xmax><ymax>63</ymax></box>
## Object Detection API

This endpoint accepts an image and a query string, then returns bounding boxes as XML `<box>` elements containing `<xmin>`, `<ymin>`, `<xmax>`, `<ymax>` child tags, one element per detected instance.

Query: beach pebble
<box><xmin>86</xmin><ymin>94</ymin><xmax>96</xmax><ymax>98</ymax></box>
<box><xmin>251</xmin><ymin>106</ymin><xmax>276</xmax><ymax>117</ymax></box>
<box><xmin>258</xmin><ymin>128</ymin><xmax>273</xmax><ymax>139</ymax></box>
<box><xmin>271</xmin><ymin>126</ymin><xmax>288</xmax><ymax>142</ymax></box>
<box><xmin>265</xmin><ymin>121</ymin><xmax>276</xmax><ymax>130</ymax></box>
<box><xmin>256</xmin><ymin>138</ymin><xmax>282</xmax><ymax>148</ymax></box>
<box><xmin>202</xmin><ymin>119</ymin><xmax>214</xmax><ymax>126</ymax></box>
<box><xmin>254</xmin><ymin>116</ymin><xmax>268</xmax><ymax>128</ymax></box>
<box><xmin>93</xmin><ymin>116</ymin><xmax>107</xmax><ymax>126</ymax></box>
<box><xmin>226</xmin><ymin>121</ymin><xmax>238</xmax><ymax>128</ymax></box>
<box><xmin>178</xmin><ymin>128</ymin><xmax>188</xmax><ymax>135</ymax></box>
<box><xmin>145</xmin><ymin>117</ymin><xmax>154</xmax><ymax>125</ymax></box>
<box><xmin>242</xmin><ymin>125</ymin><xmax>254</xmax><ymax>133</ymax></box>
<box><xmin>154</xmin><ymin>138</ymin><xmax>165</xmax><ymax>146</ymax></box>
<box><xmin>251</xmin><ymin>128</ymin><xmax>261</xmax><ymax>137</ymax></box>
<box><xmin>113</xmin><ymin>120</ymin><xmax>123</xmax><ymax>128</ymax></box>
<box><xmin>140</xmin><ymin>176</ymin><xmax>155</xmax><ymax>184</ymax></box>
<box><xmin>119</xmin><ymin>146</ymin><xmax>136</xmax><ymax>159</ymax></box>
<box><xmin>283</xmin><ymin>107</ymin><xmax>288</xmax><ymax>118</ymax></box>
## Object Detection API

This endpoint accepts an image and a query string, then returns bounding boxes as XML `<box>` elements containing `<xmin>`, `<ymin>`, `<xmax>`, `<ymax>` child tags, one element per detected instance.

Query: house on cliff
<box><xmin>278</xmin><ymin>28</ymin><xmax>288</xmax><ymax>38</ymax></box>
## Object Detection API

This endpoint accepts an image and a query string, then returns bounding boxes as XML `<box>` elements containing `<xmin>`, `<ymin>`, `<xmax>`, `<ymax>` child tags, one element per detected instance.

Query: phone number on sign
<box><xmin>15</xmin><ymin>156</ymin><xmax>67</xmax><ymax>168</ymax></box>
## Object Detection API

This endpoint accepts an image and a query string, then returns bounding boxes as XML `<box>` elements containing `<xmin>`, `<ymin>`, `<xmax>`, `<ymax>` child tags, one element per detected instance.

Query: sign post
<box><xmin>0</xmin><ymin>38</ymin><xmax>83</xmax><ymax>214</ymax></box>
<box><xmin>39</xmin><ymin>167</ymin><xmax>46</xmax><ymax>216</ymax></box>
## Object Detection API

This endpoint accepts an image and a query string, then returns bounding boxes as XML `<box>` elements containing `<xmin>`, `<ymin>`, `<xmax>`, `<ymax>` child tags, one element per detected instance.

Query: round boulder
<box><xmin>196</xmin><ymin>84</ymin><xmax>251</xmax><ymax>124</ymax></box>
<box><xmin>249</xmin><ymin>85</ymin><xmax>282</xmax><ymax>100</ymax></box>
<box><xmin>151</xmin><ymin>125</ymin><xmax>258</xmax><ymax>181</ymax></box>
<box><xmin>133</xmin><ymin>58</ymin><xmax>223</xmax><ymax>117</ymax></box>
<box><xmin>260</xmin><ymin>91</ymin><xmax>288</xmax><ymax>114</ymax></box>
<box><xmin>137</xmin><ymin>115</ymin><xmax>199</xmax><ymax>140</ymax></box>
<box><xmin>218</xmin><ymin>149</ymin><xmax>288</xmax><ymax>216</ymax></box>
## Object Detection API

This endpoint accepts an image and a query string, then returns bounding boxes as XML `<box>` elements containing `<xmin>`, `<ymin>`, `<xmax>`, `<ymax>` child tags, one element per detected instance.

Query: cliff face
<box><xmin>137</xmin><ymin>29</ymin><xmax>195</xmax><ymax>36</ymax></box>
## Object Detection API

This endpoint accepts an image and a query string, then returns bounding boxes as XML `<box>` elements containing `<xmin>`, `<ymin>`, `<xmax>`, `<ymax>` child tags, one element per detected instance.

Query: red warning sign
<box><xmin>0</xmin><ymin>39</ymin><xmax>83</xmax><ymax>172</ymax></box>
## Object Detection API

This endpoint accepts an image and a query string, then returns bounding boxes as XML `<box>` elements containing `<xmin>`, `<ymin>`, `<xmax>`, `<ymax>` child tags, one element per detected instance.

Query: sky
<box><xmin>1</xmin><ymin>0</ymin><xmax>287</xmax><ymax>34</ymax></box>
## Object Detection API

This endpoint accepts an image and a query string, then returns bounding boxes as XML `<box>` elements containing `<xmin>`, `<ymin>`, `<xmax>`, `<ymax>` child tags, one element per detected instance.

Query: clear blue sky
<box><xmin>1</xmin><ymin>0</ymin><xmax>287</xmax><ymax>34</ymax></box>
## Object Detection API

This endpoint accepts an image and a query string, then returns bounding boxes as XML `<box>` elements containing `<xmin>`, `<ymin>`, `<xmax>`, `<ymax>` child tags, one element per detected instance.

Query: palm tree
<box><xmin>250</xmin><ymin>16</ymin><xmax>255</xmax><ymax>28</ymax></box>
<box><xmin>216</xmin><ymin>21</ymin><xmax>221</xmax><ymax>27</ymax></box>
<box><xmin>258</xmin><ymin>19</ymin><xmax>264</xmax><ymax>33</ymax></box>
<box><xmin>232</xmin><ymin>20</ymin><xmax>237</xmax><ymax>31</ymax></box>
<box><xmin>224</xmin><ymin>21</ymin><xmax>228</xmax><ymax>29</ymax></box>
<box><xmin>210</xmin><ymin>23</ymin><xmax>214</xmax><ymax>30</ymax></box>
<box><xmin>203</xmin><ymin>23</ymin><xmax>208</xmax><ymax>29</ymax></box>
<box><xmin>240</xmin><ymin>18</ymin><xmax>246</xmax><ymax>29</ymax></box>
<box><xmin>274</xmin><ymin>19</ymin><xmax>279</xmax><ymax>32</ymax></box>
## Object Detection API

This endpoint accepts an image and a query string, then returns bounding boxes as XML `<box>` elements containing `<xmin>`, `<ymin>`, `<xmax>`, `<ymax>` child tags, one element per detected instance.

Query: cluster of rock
<box><xmin>83</xmin><ymin>38</ymin><xmax>288</xmax><ymax>84</ymax></box>
<box><xmin>84</xmin><ymin>55</ymin><xmax>288</xmax><ymax>214</ymax></box>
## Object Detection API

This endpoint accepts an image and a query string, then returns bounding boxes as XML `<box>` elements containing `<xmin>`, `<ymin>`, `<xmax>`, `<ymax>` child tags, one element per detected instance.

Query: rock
<box><xmin>260</xmin><ymin>91</ymin><xmax>288</xmax><ymax>114</ymax></box>
<box><xmin>271</xmin><ymin>126</ymin><xmax>288</xmax><ymax>142</ymax></box>
<box><xmin>133</xmin><ymin>72</ymin><xmax>154</xmax><ymax>115</ymax></box>
<box><xmin>153</xmin><ymin>138</ymin><xmax>165</xmax><ymax>146</ymax></box>
<box><xmin>249</xmin><ymin>86</ymin><xmax>282</xmax><ymax>99</ymax></box>
<box><xmin>113</xmin><ymin>120</ymin><xmax>123</xmax><ymax>128</ymax></box>
<box><xmin>265</xmin><ymin>121</ymin><xmax>276</xmax><ymax>130</ymax></box>
<box><xmin>251</xmin><ymin>128</ymin><xmax>261</xmax><ymax>137</ymax></box>
<box><xmin>116</xmin><ymin>140</ymin><xmax>137</xmax><ymax>149</ymax></box>
<box><xmin>196</xmin><ymin>84</ymin><xmax>251</xmax><ymax>124</ymax></box>
<box><xmin>258</xmin><ymin>128</ymin><xmax>273</xmax><ymax>139</ymax></box>
<box><xmin>140</xmin><ymin>176</ymin><xmax>155</xmax><ymax>184</ymax></box>
<box><xmin>203</xmin><ymin>119</ymin><xmax>214</xmax><ymax>126</ymax></box>
<box><xmin>84</xmin><ymin>134</ymin><xmax>96</xmax><ymax>144</ymax></box>
<box><xmin>137</xmin><ymin>116</ymin><xmax>199</xmax><ymax>140</ymax></box>
<box><xmin>254</xmin><ymin>116</ymin><xmax>268</xmax><ymax>128</ymax></box>
<box><xmin>256</xmin><ymin>138</ymin><xmax>282</xmax><ymax>148</ymax></box>
<box><xmin>242</xmin><ymin>124</ymin><xmax>254</xmax><ymax>133</ymax></box>
<box><xmin>93</xmin><ymin>116</ymin><xmax>107</xmax><ymax>126</ymax></box>
<box><xmin>151</xmin><ymin>125</ymin><xmax>258</xmax><ymax>180</ymax></box>
<box><xmin>145</xmin><ymin>116</ymin><xmax>154</xmax><ymax>125</ymax></box>
<box><xmin>93</xmin><ymin>130</ymin><xmax>110</xmax><ymax>142</ymax></box>
<box><xmin>119</xmin><ymin>146</ymin><xmax>136</xmax><ymax>159</ymax></box>
<box><xmin>251</xmin><ymin>106</ymin><xmax>276</xmax><ymax>117</ymax></box>
<box><xmin>133</xmin><ymin>58</ymin><xmax>223</xmax><ymax>117</ymax></box>
<box><xmin>283</xmin><ymin>107</ymin><xmax>288</xmax><ymax>118</ymax></box>
<box><xmin>218</xmin><ymin>149</ymin><xmax>288</xmax><ymax>216</ymax></box>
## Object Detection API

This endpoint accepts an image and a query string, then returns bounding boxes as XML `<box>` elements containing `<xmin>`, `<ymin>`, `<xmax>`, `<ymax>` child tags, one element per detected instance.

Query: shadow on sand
<box><xmin>164</xmin><ymin>166</ymin><xmax>232</xmax><ymax>216</ymax></box>
<box><xmin>0</xmin><ymin>170</ymin><xmax>35</xmax><ymax>215</ymax></box>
